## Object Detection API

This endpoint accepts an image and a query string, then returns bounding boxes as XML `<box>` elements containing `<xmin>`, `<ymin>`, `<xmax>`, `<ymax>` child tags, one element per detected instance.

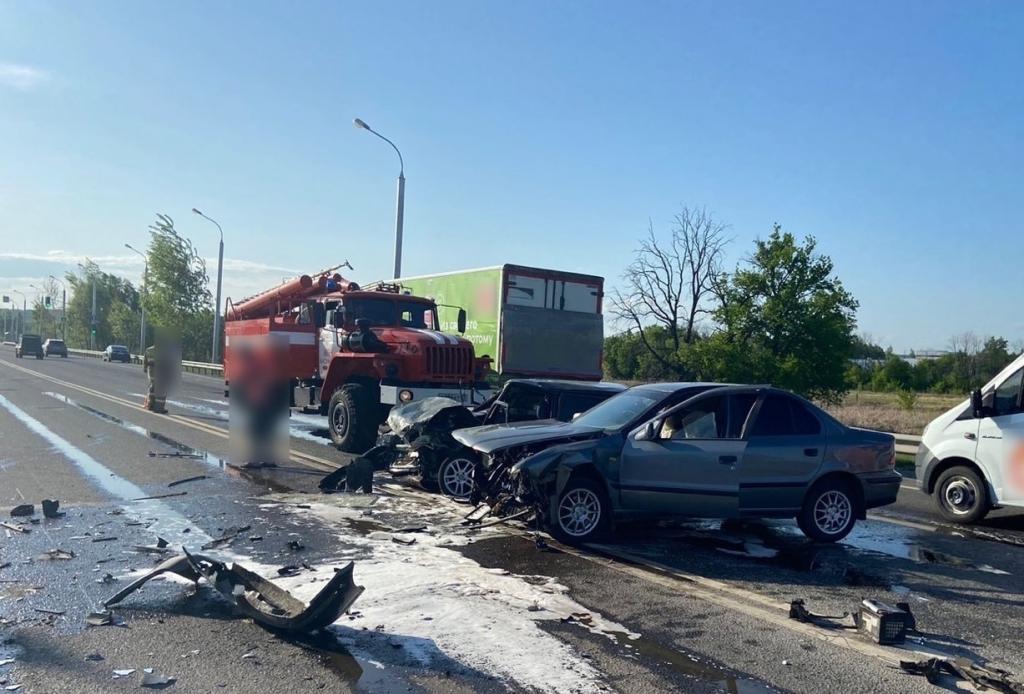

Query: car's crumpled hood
<box><xmin>452</xmin><ymin>420</ymin><xmax>599</xmax><ymax>454</ymax></box>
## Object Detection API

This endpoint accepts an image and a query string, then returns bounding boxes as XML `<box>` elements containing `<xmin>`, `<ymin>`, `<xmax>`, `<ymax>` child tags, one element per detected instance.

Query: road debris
<box><xmin>91</xmin><ymin>536</ymin><xmax>118</xmax><ymax>543</ymax></box>
<box><xmin>131</xmin><ymin>492</ymin><xmax>187</xmax><ymax>501</ymax></box>
<box><xmin>97</xmin><ymin>573</ymin><xmax>117</xmax><ymax>585</ymax></box>
<box><xmin>85</xmin><ymin>653</ymin><xmax>105</xmax><ymax>662</ymax></box>
<box><xmin>277</xmin><ymin>565</ymin><xmax>301</xmax><ymax>577</ymax></box>
<box><xmin>33</xmin><ymin>608</ymin><xmax>66</xmax><ymax>616</ymax></box>
<box><xmin>112</xmin><ymin>669</ymin><xmax>136</xmax><ymax>679</ymax></box>
<box><xmin>900</xmin><ymin>657</ymin><xmax>1024</xmax><ymax>693</ymax></box>
<box><xmin>39</xmin><ymin>548</ymin><xmax>75</xmax><ymax>561</ymax></box>
<box><xmin>168</xmin><ymin>475</ymin><xmax>209</xmax><ymax>488</ymax></box>
<box><xmin>286</xmin><ymin>540</ymin><xmax>305</xmax><ymax>552</ymax></box>
<box><xmin>104</xmin><ymin>550</ymin><xmax>363</xmax><ymax>633</ymax></box>
<box><xmin>86</xmin><ymin>611</ymin><xmax>115</xmax><ymax>627</ymax></box>
<box><xmin>141</xmin><ymin>668</ymin><xmax>176</xmax><ymax>689</ymax></box>
<box><xmin>200</xmin><ymin>526</ymin><xmax>252</xmax><ymax>550</ymax></box>
<box><xmin>856</xmin><ymin>600</ymin><xmax>916</xmax><ymax>644</ymax></box>
<box><xmin>788</xmin><ymin>600</ymin><xmax>854</xmax><ymax>629</ymax></box>
<box><xmin>41</xmin><ymin>499</ymin><xmax>62</xmax><ymax>518</ymax></box>
<box><xmin>391</xmin><ymin>536</ymin><xmax>416</xmax><ymax>546</ymax></box>
<box><xmin>9</xmin><ymin>505</ymin><xmax>33</xmax><ymax>518</ymax></box>
<box><xmin>0</xmin><ymin>522</ymin><xmax>28</xmax><ymax>534</ymax></box>
<box><xmin>149</xmin><ymin>451</ymin><xmax>204</xmax><ymax>459</ymax></box>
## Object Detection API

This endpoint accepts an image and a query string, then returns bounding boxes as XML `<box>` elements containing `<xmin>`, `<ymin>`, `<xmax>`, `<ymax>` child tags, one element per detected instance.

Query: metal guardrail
<box><xmin>65</xmin><ymin>347</ymin><xmax>224</xmax><ymax>377</ymax></box>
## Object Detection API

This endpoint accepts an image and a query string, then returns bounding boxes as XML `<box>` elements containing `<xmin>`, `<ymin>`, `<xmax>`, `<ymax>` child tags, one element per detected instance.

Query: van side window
<box><xmin>993</xmin><ymin>368</ymin><xmax>1024</xmax><ymax>416</ymax></box>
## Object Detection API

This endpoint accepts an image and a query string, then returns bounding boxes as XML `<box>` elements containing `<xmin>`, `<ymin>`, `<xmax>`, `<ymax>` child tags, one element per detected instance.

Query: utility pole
<box><xmin>354</xmin><ymin>118</ymin><xmax>406</xmax><ymax>278</ymax></box>
<box><xmin>49</xmin><ymin>276</ymin><xmax>67</xmax><ymax>342</ymax></box>
<box><xmin>192</xmin><ymin>208</ymin><xmax>224</xmax><ymax>363</ymax></box>
<box><xmin>11</xmin><ymin>290</ymin><xmax>25</xmax><ymax>340</ymax></box>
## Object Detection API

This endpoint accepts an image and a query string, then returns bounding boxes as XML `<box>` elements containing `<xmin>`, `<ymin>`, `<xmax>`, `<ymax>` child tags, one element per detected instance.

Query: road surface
<box><xmin>1</xmin><ymin>347</ymin><xmax>1023</xmax><ymax>693</ymax></box>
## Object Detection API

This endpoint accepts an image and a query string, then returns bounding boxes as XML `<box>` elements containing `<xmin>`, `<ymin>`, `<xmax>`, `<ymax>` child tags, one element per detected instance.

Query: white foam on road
<box><xmin>0</xmin><ymin>393</ymin><xmax>209</xmax><ymax>546</ymax></box>
<box><xmin>260</xmin><ymin>493</ymin><xmax>635</xmax><ymax>693</ymax></box>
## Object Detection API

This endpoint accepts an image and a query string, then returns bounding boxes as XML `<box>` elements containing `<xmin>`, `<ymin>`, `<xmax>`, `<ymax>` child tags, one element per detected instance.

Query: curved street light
<box><xmin>354</xmin><ymin>118</ymin><xmax>405</xmax><ymax>278</ymax></box>
<box><xmin>11</xmin><ymin>289</ymin><xmax>25</xmax><ymax>340</ymax></box>
<box><xmin>192</xmin><ymin>208</ymin><xmax>224</xmax><ymax>363</ymax></box>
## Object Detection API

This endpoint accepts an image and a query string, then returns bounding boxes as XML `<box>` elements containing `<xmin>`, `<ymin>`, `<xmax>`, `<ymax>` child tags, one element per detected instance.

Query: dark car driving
<box><xmin>497</xmin><ymin>385</ymin><xmax>900</xmax><ymax>544</ymax></box>
<box><xmin>382</xmin><ymin>379</ymin><xmax>626</xmax><ymax>498</ymax></box>
<box><xmin>43</xmin><ymin>338</ymin><xmax>68</xmax><ymax>357</ymax></box>
<box><xmin>15</xmin><ymin>334</ymin><xmax>44</xmax><ymax>359</ymax></box>
<box><xmin>103</xmin><ymin>344</ymin><xmax>131</xmax><ymax>363</ymax></box>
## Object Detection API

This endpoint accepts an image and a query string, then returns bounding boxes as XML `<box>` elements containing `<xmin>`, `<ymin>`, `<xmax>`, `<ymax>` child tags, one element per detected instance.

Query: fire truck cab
<box><xmin>224</xmin><ymin>272</ymin><xmax>491</xmax><ymax>453</ymax></box>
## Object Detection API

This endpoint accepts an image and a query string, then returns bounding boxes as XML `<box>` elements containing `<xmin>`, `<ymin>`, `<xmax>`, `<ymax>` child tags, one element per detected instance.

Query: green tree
<box><xmin>65</xmin><ymin>263</ymin><xmax>140</xmax><ymax>350</ymax></box>
<box><xmin>699</xmin><ymin>225</ymin><xmax>858</xmax><ymax>403</ymax></box>
<box><xmin>142</xmin><ymin>214</ymin><xmax>213</xmax><ymax>360</ymax></box>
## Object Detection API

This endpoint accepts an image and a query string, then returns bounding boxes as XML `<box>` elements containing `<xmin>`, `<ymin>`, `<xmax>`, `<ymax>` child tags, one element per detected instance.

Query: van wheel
<box><xmin>438</xmin><ymin>454</ymin><xmax>477</xmax><ymax>501</ymax></box>
<box><xmin>798</xmin><ymin>479</ymin><xmax>858</xmax><ymax>542</ymax></box>
<box><xmin>551</xmin><ymin>477</ymin><xmax>609</xmax><ymax>544</ymax></box>
<box><xmin>328</xmin><ymin>384</ymin><xmax>376</xmax><ymax>453</ymax></box>
<box><xmin>934</xmin><ymin>465</ymin><xmax>989</xmax><ymax>524</ymax></box>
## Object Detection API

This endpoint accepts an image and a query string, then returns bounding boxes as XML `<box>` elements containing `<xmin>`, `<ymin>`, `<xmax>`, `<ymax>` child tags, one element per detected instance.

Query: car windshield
<box><xmin>571</xmin><ymin>390</ymin><xmax>663</xmax><ymax>431</ymax></box>
<box><xmin>49</xmin><ymin>340</ymin><xmax>64</xmax><ymax>346</ymax></box>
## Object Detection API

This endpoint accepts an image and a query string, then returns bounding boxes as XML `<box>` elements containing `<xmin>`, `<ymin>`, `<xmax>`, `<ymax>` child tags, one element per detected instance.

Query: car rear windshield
<box><xmin>49</xmin><ymin>340</ymin><xmax>65</xmax><ymax>346</ymax></box>
<box><xmin>112</xmin><ymin>345</ymin><xmax>128</xmax><ymax>352</ymax></box>
<box><xmin>572</xmin><ymin>391</ymin><xmax>661</xmax><ymax>431</ymax></box>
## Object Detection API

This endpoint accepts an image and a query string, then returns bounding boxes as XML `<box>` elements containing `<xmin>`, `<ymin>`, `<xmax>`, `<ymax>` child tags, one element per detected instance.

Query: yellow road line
<box><xmin>0</xmin><ymin>359</ymin><xmax>340</xmax><ymax>473</ymax></box>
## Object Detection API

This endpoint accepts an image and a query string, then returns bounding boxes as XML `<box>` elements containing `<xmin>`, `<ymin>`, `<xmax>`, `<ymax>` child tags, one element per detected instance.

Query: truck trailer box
<box><xmin>398</xmin><ymin>265</ymin><xmax>604</xmax><ymax>380</ymax></box>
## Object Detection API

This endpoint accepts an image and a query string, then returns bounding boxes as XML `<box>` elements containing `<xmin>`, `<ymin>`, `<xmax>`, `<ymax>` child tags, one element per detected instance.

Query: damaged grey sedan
<box><xmin>490</xmin><ymin>384</ymin><xmax>901</xmax><ymax>543</ymax></box>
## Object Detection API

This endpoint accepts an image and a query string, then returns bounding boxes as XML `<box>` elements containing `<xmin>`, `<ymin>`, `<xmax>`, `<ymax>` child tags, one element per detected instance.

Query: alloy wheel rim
<box><xmin>441</xmin><ymin>458</ymin><xmax>475</xmax><ymax>498</ymax></box>
<box><xmin>813</xmin><ymin>490</ymin><xmax>852</xmax><ymax>535</ymax></box>
<box><xmin>943</xmin><ymin>476</ymin><xmax>978</xmax><ymax>515</ymax></box>
<box><xmin>558</xmin><ymin>489</ymin><xmax>601</xmax><ymax>537</ymax></box>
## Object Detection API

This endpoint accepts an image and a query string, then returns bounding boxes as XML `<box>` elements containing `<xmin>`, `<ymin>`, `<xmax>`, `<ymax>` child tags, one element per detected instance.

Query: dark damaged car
<box><xmin>454</xmin><ymin>382</ymin><xmax>718</xmax><ymax>508</ymax></box>
<box><xmin>462</xmin><ymin>384</ymin><xmax>901</xmax><ymax>543</ymax></box>
<box><xmin>379</xmin><ymin>379</ymin><xmax>625</xmax><ymax>498</ymax></box>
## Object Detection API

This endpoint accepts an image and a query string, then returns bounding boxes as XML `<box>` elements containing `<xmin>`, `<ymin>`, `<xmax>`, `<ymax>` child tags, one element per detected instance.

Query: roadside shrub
<box><xmin>895</xmin><ymin>389</ymin><xmax>919</xmax><ymax>411</ymax></box>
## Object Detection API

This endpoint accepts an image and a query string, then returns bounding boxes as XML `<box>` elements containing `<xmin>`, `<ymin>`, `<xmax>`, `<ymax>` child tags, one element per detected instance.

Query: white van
<box><xmin>916</xmin><ymin>352</ymin><xmax>1024</xmax><ymax>522</ymax></box>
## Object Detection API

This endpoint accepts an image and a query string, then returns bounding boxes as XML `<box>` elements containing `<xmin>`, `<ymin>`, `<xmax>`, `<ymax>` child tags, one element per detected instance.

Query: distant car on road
<box><xmin>43</xmin><ymin>338</ymin><xmax>68</xmax><ymax>358</ymax></box>
<box><xmin>460</xmin><ymin>384</ymin><xmax>900</xmax><ymax>543</ymax></box>
<box><xmin>916</xmin><ymin>352</ymin><xmax>1024</xmax><ymax>523</ymax></box>
<box><xmin>15</xmin><ymin>334</ymin><xmax>44</xmax><ymax>359</ymax></box>
<box><xmin>103</xmin><ymin>344</ymin><xmax>131</xmax><ymax>363</ymax></box>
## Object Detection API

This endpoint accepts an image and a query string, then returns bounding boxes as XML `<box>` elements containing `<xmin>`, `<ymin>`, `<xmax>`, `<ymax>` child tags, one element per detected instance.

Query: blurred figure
<box><xmin>229</xmin><ymin>334</ymin><xmax>289</xmax><ymax>468</ymax></box>
<box><xmin>143</xmin><ymin>330</ymin><xmax>181</xmax><ymax>414</ymax></box>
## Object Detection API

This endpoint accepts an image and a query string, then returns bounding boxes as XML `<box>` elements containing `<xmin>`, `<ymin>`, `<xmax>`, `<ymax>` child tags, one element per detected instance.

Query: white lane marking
<box><xmin>0</xmin><ymin>393</ymin><xmax>210</xmax><ymax>544</ymax></box>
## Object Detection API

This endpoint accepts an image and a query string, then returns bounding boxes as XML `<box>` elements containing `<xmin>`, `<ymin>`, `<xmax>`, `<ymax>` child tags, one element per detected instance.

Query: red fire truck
<box><xmin>223</xmin><ymin>267</ymin><xmax>492</xmax><ymax>453</ymax></box>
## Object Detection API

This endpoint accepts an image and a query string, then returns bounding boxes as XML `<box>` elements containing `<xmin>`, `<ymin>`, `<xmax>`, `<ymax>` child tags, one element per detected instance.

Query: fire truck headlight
<box><xmin>399</xmin><ymin>389</ymin><xmax>414</xmax><ymax>403</ymax></box>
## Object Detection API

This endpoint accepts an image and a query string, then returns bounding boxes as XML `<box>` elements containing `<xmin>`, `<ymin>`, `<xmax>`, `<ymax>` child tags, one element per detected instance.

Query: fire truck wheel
<box><xmin>328</xmin><ymin>384</ymin><xmax>376</xmax><ymax>453</ymax></box>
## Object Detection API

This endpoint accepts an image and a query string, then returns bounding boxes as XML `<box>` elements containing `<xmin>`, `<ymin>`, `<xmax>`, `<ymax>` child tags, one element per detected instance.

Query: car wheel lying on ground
<box><xmin>461</xmin><ymin>383</ymin><xmax>901</xmax><ymax>544</ymax></box>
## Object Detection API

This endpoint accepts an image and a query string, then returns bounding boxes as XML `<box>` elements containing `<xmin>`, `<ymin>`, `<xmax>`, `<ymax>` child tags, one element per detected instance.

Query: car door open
<box><xmin>618</xmin><ymin>393</ymin><xmax>743</xmax><ymax>517</ymax></box>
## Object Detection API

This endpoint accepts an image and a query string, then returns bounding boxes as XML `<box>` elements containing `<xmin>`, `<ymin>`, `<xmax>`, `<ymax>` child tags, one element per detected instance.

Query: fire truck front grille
<box><xmin>426</xmin><ymin>346</ymin><xmax>473</xmax><ymax>377</ymax></box>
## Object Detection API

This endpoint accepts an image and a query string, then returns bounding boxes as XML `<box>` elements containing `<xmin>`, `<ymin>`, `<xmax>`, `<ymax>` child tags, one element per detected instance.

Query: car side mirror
<box><xmin>971</xmin><ymin>389</ymin><xmax>983</xmax><ymax>417</ymax></box>
<box><xmin>634</xmin><ymin>420</ymin><xmax>658</xmax><ymax>442</ymax></box>
<box><xmin>457</xmin><ymin>308</ymin><xmax>467</xmax><ymax>335</ymax></box>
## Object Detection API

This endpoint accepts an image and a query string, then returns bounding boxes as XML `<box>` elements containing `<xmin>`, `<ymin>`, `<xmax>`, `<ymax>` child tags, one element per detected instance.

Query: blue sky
<box><xmin>1</xmin><ymin>0</ymin><xmax>1021</xmax><ymax>351</ymax></box>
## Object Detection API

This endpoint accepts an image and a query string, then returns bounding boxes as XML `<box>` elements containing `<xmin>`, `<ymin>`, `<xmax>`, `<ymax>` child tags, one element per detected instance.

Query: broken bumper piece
<box><xmin>104</xmin><ymin>550</ymin><xmax>363</xmax><ymax>633</ymax></box>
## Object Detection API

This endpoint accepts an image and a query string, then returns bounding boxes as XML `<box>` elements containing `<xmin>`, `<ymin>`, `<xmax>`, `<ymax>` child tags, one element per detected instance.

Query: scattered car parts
<box><xmin>900</xmin><ymin>657</ymin><xmax>1024</xmax><ymax>693</ymax></box>
<box><xmin>103</xmin><ymin>550</ymin><xmax>363</xmax><ymax>634</ymax></box>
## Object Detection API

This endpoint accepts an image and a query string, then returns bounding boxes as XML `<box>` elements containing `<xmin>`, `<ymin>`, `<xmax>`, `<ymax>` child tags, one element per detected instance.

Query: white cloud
<box><xmin>0</xmin><ymin>63</ymin><xmax>49</xmax><ymax>90</ymax></box>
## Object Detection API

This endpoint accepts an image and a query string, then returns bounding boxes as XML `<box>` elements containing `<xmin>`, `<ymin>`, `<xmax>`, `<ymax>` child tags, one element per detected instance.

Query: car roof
<box><xmin>504</xmin><ymin>379</ymin><xmax>627</xmax><ymax>394</ymax></box>
<box><xmin>627</xmin><ymin>381</ymin><xmax>726</xmax><ymax>394</ymax></box>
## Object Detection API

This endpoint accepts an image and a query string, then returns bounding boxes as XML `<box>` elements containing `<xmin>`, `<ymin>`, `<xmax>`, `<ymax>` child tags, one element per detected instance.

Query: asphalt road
<box><xmin>2</xmin><ymin>347</ymin><xmax>1023</xmax><ymax>693</ymax></box>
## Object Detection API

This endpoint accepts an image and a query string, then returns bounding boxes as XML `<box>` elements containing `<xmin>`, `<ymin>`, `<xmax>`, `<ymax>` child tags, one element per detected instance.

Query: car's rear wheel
<box><xmin>798</xmin><ymin>479</ymin><xmax>858</xmax><ymax>542</ymax></box>
<box><xmin>934</xmin><ymin>465</ymin><xmax>989</xmax><ymax>524</ymax></box>
<box><xmin>438</xmin><ymin>454</ymin><xmax>477</xmax><ymax>501</ymax></box>
<box><xmin>551</xmin><ymin>477</ymin><xmax>608</xmax><ymax>544</ymax></box>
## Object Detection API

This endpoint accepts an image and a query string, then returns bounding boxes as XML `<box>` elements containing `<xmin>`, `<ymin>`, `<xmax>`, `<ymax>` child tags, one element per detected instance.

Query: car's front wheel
<box><xmin>934</xmin><ymin>465</ymin><xmax>989</xmax><ymax>524</ymax></box>
<box><xmin>551</xmin><ymin>477</ymin><xmax>609</xmax><ymax>544</ymax></box>
<box><xmin>438</xmin><ymin>454</ymin><xmax>477</xmax><ymax>501</ymax></box>
<box><xmin>798</xmin><ymin>479</ymin><xmax>858</xmax><ymax>542</ymax></box>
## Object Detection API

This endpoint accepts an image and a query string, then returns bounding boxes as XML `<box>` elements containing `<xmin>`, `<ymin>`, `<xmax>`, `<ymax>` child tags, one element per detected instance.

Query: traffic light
<box><xmin>44</xmin><ymin>296</ymin><xmax>52</xmax><ymax>308</ymax></box>
<box><xmin>2</xmin><ymin>295</ymin><xmax>8</xmax><ymax>303</ymax></box>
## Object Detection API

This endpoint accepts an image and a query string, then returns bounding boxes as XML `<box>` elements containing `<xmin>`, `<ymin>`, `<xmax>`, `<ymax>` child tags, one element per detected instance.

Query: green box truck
<box><xmin>398</xmin><ymin>265</ymin><xmax>604</xmax><ymax>380</ymax></box>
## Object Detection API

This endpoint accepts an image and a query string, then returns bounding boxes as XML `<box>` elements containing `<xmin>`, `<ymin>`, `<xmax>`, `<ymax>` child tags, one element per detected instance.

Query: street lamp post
<box><xmin>192</xmin><ymin>208</ymin><xmax>224</xmax><ymax>363</ymax></box>
<box><xmin>354</xmin><ymin>118</ymin><xmax>405</xmax><ymax>279</ymax></box>
<box><xmin>28</xmin><ymin>283</ymin><xmax>42</xmax><ymax>336</ymax></box>
<box><xmin>49</xmin><ymin>275</ymin><xmax>66</xmax><ymax>342</ymax></box>
<box><xmin>124</xmin><ymin>244</ymin><xmax>147</xmax><ymax>353</ymax></box>
<box><xmin>78</xmin><ymin>260</ymin><xmax>97</xmax><ymax>350</ymax></box>
<box><xmin>11</xmin><ymin>289</ymin><xmax>25</xmax><ymax>340</ymax></box>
